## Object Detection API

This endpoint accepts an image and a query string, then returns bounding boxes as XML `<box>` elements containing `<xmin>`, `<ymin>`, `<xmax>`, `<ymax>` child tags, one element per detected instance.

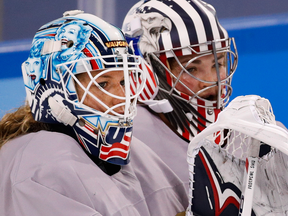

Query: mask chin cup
<box><xmin>142</xmin><ymin>99</ymin><xmax>173</xmax><ymax>113</ymax></box>
<box><xmin>48</xmin><ymin>96</ymin><xmax>77</xmax><ymax>126</ymax></box>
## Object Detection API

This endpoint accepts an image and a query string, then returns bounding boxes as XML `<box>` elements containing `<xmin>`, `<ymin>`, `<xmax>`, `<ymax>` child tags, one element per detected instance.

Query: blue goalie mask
<box><xmin>22</xmin><ymin>10</ymin><xmax>148</xmax><ymax>165</ymax></box>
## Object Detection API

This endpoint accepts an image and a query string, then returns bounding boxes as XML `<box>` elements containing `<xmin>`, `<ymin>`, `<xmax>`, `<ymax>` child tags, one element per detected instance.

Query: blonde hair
<box><xmin>0</xmin><ymin>104</ymin><xmax>49</xmax><ymax>149</ymax></box>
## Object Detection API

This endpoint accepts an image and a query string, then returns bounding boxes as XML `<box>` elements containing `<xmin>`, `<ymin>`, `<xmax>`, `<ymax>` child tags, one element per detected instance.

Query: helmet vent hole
<box><xmin>40</xmin><ymin>78</ymin><xmax>46</xmax><ymax>85</ymax></box>
<box><xmin>66</xmin><ymin>40</ymin><xmax>74</xmax><ymax>48</ymax></box>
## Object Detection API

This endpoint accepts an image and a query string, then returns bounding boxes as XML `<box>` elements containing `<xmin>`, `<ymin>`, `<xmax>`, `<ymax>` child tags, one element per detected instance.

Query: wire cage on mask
<box><xmin>147</xmin><ymin>37</ymin><xmax>238</xmax><ymax>110</ymax></box>
<box><xmin>56</xmin><ymin>53</ymin><xmax>147</xmax><ymax>122</ymax></box>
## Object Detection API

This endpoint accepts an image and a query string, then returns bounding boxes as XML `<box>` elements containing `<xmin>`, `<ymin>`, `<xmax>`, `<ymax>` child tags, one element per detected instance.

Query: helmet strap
<box><xmin>48</xmin><ymin>96</ymin><xmax>77</xmax><ymax>126</ymax></box>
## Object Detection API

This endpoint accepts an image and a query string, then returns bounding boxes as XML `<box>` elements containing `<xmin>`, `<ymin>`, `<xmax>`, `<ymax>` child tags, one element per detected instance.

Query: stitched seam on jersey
<box><xmin>126</xmin><ymin>182</ymin><xmax>186</xmax><ymax>215</ymax></box>
<box><xmin>13</xmin><ymin>178</ymin><xmax>100</xmax><ymax>215</ymax></box>
<box><xmin>73</xmin><ymin>167</ymin><xmax>96</xmax><ymax>209</ymax></box>
<box><xmin>118</xmin><ymin>169</ymin><xmax>138</xmax><ymax>180</ymax></box>
<box><xmin>111</xmin><ymin>169</ymin><xmax>148</xmax><ymax>215</ymax></box>
<box><xmin>143</xmin><ymin>182</ymin><xmax>186</xmax><ymax>203</ymax></box>
<box><xmin>112</xmin><ymin>203</ymin><xmax>143</xmax><ymax>216</ymax></box>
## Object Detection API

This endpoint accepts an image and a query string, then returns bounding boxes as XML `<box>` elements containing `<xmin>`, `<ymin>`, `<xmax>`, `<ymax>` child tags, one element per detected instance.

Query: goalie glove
<box><xmin>186</xmin><ymin>95</ymin><xmax>288</xmax><ymax>216</ymax></box>
<box><xmin>186</xmin><ymin>140</ymin><xmax>248</xmax><ymax>216</ymax></box>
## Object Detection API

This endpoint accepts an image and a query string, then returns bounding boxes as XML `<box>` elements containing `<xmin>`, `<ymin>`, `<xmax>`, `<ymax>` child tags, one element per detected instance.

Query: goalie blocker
<box><xmin>186</xmin><ymin>95</ymin><xmax>288</xmax><ymax>216</ymax></box>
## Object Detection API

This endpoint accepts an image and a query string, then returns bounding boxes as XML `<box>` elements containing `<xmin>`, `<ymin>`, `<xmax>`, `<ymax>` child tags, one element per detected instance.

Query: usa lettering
<box><xmin>105</xmin><ymin>126</ymin><xmax>133</xmax><ymax>145</ymax></box>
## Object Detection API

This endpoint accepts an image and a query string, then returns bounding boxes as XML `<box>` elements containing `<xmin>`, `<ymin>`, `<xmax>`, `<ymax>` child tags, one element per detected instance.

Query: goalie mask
<box><xmin>122</xmin><ymin>0</ymin><xmax>238</xmax><ymax>141</ymax></box>
<box><xmin>22</xmin><ymin>10</ymin><xmax>147</xmax><ymax>165</ymax></box>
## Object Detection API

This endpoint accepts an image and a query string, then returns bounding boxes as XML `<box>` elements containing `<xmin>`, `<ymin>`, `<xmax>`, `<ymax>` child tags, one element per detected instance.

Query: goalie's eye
<box><xmin>120</xmin><ymin>80</ymin><xmax>125</xmax><ymax>86</ymax></box>
<box><xmin>98</xmin><ymin>82</ymin><xmax>107</xmax><ymax>88</ymax></box>
<box><xmin>186</xmin><ymin>67</ymin><xmax>196</xmax><ymax>74</ymax></box>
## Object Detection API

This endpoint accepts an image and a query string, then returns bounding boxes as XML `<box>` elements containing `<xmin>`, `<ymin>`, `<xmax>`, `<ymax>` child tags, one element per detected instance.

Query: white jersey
<box><xmin>0</xmin><ymin>130</ymin><xmax>188</xmax><ymax>216</ymax></box>
<box><xmin>133</xmin><ymin>106</ymin><xmax>190</xmax><ymax>195</ymax></box>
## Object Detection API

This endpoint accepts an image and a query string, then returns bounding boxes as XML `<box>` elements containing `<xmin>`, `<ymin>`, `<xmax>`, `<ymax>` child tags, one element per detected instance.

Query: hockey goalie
<box><xmin>186</xmin><ymin>95</ymin><xmax>288</xmax><ymax>216</ymax></box>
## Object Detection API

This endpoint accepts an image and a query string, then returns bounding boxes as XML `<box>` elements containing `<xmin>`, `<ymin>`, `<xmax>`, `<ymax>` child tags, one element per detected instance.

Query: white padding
<box><xmin>144</xmin><ymin>99</ymin><xmax>173</xmax><ymax>113</ymax></box>
<box><xmin>41</xmin><ymin>40</ymin><xmax>62</xmax><ymax>55</ymax></box>
<box><xmin>48</xmin><ymin>95</ymin><xmax>77</xmax><ymax>126</ymax></box>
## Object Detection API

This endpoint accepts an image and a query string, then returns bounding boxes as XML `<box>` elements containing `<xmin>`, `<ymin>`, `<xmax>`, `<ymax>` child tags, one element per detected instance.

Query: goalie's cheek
<box><xmin>173</xmin><ymin>74</ymin><xmax>200</xmax><ymax>96</ymax></box>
